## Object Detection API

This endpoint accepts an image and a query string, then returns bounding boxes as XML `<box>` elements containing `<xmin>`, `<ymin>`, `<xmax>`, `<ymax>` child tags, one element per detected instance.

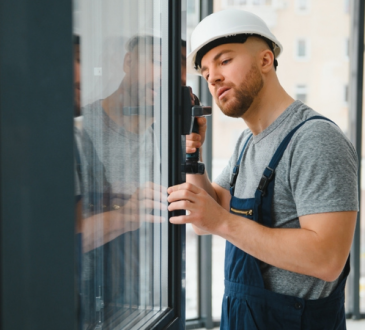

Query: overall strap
<box><xmin>254</xmin><ymin>116</ymin><xmax>335</xmax><ymax>227</ymax></box>
<box><xmin>257</xmin><ymin>116</ymin><xmax>335</xmax><ymax>196</ymax></box>
<box><xmin>230</xmin><ymin>133</ymin><xmax>253</xmax><ymax>195</ymax></box>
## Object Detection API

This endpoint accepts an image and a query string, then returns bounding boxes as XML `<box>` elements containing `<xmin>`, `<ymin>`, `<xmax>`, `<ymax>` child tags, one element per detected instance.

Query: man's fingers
<box><xmin>139</xmin><ymin>188</ymin><xmax>167</xmax><ymax>202</ymax></box>
<box><xmin>186</xmin><ymin>132</ymin><xmax>202</xmax><ymax>142</ymax></box>
<box><xmin>141</xmin><ymin>199</ymin><xmax>168</xmax><ymax>211</ymax></box>
<box><xmin>138</xmin><ymin>184</ymin><xmax>168</xmax><ymax>202</ymax></box>
<box><xmin>143</xmin><ymin>215</ymin><xmax>166</xmax><ymax>223</ymax></box>
<box><xmin>167</xmin><ymin>200</ymin><xmax>193</xmax><ymax>213</ymax></box>
<box><xmin>167</xmin><ymin>182</ymin><xmax>201</xmax><ymax>196</ymax></box>
<box><xmin>186</xmin><ymin>138</ymin><xmax>202</xmax><ymax>153</ymax></box>
<box><xmin>186</xmin><ymin>139</ymin><xmax>202</xmax><ymax>148</ymax></box>
<box><xmin>169</xmin><ymin>215</ymin><xmax>190</xmax><ymax>225</ymax></box>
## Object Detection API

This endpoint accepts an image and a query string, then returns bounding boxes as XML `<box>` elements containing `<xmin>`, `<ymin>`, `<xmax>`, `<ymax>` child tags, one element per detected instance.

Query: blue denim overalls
<box><xmin>221</xmin><ymin>116</ymin><xmax>350</xmax><ymax>330</ymax></box>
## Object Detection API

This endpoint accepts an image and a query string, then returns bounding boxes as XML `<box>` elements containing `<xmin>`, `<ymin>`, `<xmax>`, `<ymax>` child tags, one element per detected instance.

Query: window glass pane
<box><xmin>361</xmin><ymin>160</ymin><xmax>365</xmax><ymax>312</ymax></box>
<box><xmin>297</xmin><ymin>39</ymin><xmax>307</xmax><ymax>57</ymax></box>
<box><xmin>295</xmin><ymin>85</ymin><xmax>308</xmax><ymax>103</ymax></box>
<box><xmin>212</xmin><ymin>0</ymin><xmax>353</xmax><ymax>320</ymax></box>
<box><xmin>297</xmin><ymin>0</ymin><xmax>309</xmax><ymax>11</ymax></box>
<box><xmin>186</xmin><ymin>0</ymin><xmax>201</xmax><ymax>320</ymax></box>
<box><xmin>74</xmin><ymin>0</ymin><xmax>169</xmax><ymax>328</ymax></box>
<box><xmin>186</xmin><ymin>225</ymin><xmax>199</xmax><ymax>319</ymax></box>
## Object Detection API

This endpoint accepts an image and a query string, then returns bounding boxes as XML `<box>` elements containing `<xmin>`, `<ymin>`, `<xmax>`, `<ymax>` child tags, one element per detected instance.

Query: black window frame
<box><xmin>0</xmin><ymin>0</ymin><xmax>186</xmax><ymax>329</ymax></box>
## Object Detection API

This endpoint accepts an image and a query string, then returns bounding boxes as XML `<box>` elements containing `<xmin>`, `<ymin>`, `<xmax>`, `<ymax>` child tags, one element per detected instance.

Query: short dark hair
<box><xmin>126</xmin><ymin>35</ymin><xmax>162</xmax><ymax>52</ymax></box>
<box><xmin>126</xmin><ymin>35</ymin><xmax>185</xmax><ymax>52</ymax></box>
<box><xmin>195</xmin><ymin>33</ymin><xmax>278</xmax><ymax>71</ymax></box>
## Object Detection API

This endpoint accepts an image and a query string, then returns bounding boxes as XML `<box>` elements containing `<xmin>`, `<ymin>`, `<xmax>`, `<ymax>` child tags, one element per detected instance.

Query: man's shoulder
<box><xmin>287</xmin><ymin>109</ymin><xmax>358</xmax><ymax>170</ymax></box>
<box><xmin>81</xmin><ymin>99</ymin><xmax>106</xmax><ymax>133</ymax></box>
<box><xmin>292</xmin><ymin>113</ymin><xmax>354</xmax><ymax>154</ymax></box>
<box><xmin>82</xmin><ymin>99</ymin><xmax>103</xmax><ymax>116</ymax></box>
<box><xmin>282</xmin><ymin>102</ymin><xmax>354</xmax><ymax>154</ymax></box>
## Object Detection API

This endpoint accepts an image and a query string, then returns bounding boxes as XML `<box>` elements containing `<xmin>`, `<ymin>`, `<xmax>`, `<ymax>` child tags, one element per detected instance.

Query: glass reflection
<box><xmin>74</xmin><ymin>1</ymin><xmax>170</xmax><ymax>328</ymax></box>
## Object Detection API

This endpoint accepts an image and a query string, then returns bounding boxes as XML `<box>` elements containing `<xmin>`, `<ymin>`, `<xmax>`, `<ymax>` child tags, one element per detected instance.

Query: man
<box><xmin>79</xmin><ymin>34</ymin><xmax>166</xmax><ymax>252</ymax></box>
<box><xmin>167</xmin><ymin>9</ymin><xmax>358</xmax><ymax>329</ymax></box>
<box><xmin>79</xmin><ymin>34</ymin><xmax>189</xmax><ymax>253</ymax></box>
<box><xmin>79</xmin><ymin>34</ymin><xmax>166</xmax><ymax>326</ymax></box>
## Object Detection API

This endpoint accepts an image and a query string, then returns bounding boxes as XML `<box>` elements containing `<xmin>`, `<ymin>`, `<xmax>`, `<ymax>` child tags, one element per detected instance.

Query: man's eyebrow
<box><xmin>200</xmin><ymin>50</ymin><xmax>234</xmax><ymax>75</ymax></box>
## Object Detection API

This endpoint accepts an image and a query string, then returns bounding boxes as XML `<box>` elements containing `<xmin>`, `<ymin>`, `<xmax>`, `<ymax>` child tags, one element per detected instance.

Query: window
<box><xmin>295</xmin><ymin>85</ymin><xmax>308</xmax><ymax>103</ymax></box>
<box><xmin>344</xmin><ymin>0</ymin><xmax>350</xmax><ymax>14</ymax></box>
<box><xmin>344</xmin><ymin>84</ymin><xmax>349</xmax><ymax>104</ymax></box>
<box><xmin>297</xmin><ymin>0</ymin><xmax>309</xmax><ymax>11</ymax></box>
<box><xmin>75</xmin><ymin>0</ymin><xmax>184</xmax><ymax>329</ymax></box>
<box><xmin>345</xmin><ymin>37</ymin><xmax>350</xmax><ymax>59</ymax></box>
<box><xmin>295</xmin><ymin>38</ymin><xmax>310</xmax><ymax>60</ymax></box>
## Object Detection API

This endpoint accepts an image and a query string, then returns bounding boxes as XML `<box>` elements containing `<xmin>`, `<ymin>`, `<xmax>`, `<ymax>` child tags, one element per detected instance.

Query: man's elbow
<box><xmin>317</xmin><ymin>258</ymin><xmax>348</xmax><ymax>283</ymax></box>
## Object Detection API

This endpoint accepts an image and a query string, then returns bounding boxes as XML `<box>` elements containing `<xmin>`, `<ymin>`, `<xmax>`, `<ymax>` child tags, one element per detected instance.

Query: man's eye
<box><xmin>205</xmin><ymin>74</ymin><xmax>209</xmax><ymax>81</ymax></box>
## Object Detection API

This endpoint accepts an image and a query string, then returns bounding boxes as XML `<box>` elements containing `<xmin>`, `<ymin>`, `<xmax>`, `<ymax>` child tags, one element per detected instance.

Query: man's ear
<box><xmin>260</xmin><ymin>50</ymin><xmax>275</xmax><ymax>73</ymax></box>
<box><xmin>123</xmin><ymin>52</ymin><xmax>132</xmax><ymax>74</ymax></box>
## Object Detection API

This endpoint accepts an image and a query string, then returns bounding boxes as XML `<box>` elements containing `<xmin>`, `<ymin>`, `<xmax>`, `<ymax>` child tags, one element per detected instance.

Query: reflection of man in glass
<box><xmin>79</xmin><ymin>34</ymin><xmax>189</xmax><ymax>250</ymax></box>
<box><xmin>78</xmin><ymin>35</ymin><xmax>166</xmax><ymax>252</ymax></box>
<box><xmin>79</xmin><ymin>34</ymin><xmax>168</xmax><ymax>328</ymax></box>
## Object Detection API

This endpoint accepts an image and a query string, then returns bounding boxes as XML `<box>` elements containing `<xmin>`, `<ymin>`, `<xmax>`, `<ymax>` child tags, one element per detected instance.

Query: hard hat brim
<box><xmin>187</xmin><ymin>30</ymin><xmax>283</xmax><ymax>76</ymax></box>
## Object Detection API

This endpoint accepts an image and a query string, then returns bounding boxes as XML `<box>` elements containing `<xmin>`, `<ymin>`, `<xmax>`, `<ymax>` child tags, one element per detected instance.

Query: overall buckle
<box><xmin>230</xmin><ymin>165</ymin><xmax>239</xmax><ymax>188</ymax></box>
<box><xmin>257</xmin><ymin>167</ymin><xmax>275</xmax><ymax>196</ymax></box>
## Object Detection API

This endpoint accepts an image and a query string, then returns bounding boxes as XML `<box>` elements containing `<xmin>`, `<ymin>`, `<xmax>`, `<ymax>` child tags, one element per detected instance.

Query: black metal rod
<box><xmin>196</xmin><ymin>1</ymin><xmax>214</xmax><ymax>329</ymax></box>
<box><xmin>348</xmin><ymin>0</ymin><xmax>365</xmax><ymax>320</ymax></box>
<box><xmin>169</xmin><ymin>0</ymin><xmax>186</xmax><ymax>328</ymax></box>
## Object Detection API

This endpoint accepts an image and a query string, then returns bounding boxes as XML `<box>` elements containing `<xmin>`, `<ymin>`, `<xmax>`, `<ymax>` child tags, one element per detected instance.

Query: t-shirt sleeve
<box><xmin>289</xmin><ymin>121</ymin><xmax>359</xmax><ymax>216</ymax></box>
<box><xmin>214</xmin><ymin>157</ymin><xmax>233</xmax><ymax>191</ymax></box>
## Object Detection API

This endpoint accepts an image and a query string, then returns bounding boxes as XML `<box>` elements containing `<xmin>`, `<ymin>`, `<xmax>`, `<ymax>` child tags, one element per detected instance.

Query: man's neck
<box><xmin>242</xmin><ymin>83</ymin><xmax>294</xmax><ymax>136</ymax></box>
<box><xmin>102</xmin><ymin>83</ymin><xmax>153</xmax><ymax>134</ymax></box>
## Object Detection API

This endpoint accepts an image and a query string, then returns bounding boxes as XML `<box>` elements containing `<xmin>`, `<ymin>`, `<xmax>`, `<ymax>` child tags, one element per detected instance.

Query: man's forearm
<box><xmin>218</xmin><ymin>211</ymin><xmax>356</xmax><ymax>282</ymax></box>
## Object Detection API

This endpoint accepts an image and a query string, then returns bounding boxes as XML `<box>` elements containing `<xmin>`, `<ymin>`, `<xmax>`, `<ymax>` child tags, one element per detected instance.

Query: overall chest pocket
<box><xmin>230</xmin><ymin>207</ymin><xmax>254</xmax><ymax>220</ymax></box>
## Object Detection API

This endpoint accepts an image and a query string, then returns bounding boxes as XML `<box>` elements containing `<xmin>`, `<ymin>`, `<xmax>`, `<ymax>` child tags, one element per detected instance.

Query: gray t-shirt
<box><xmin>82</xmin><ymin>100</ymin><xmax>157</xmax><ymax>201</ymax></box>
<box><xmin>214</xmin><ymin>100</ymin><xmax>358</xmax><ymax>300</ymax></box>
<box><xmin>80</xmin><ymin>100</ymin><xmax>161</xmax><ymax>317</ymax></box>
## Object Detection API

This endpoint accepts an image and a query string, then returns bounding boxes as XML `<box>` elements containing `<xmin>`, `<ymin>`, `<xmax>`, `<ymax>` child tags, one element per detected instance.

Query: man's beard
<box><xmin>217</xmin><ymin>64</ymin><xmax>264</xmax><ymax>118</ymax></box>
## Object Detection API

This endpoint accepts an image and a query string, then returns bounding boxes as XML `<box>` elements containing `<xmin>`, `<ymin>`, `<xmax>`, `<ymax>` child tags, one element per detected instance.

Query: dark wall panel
<box><xmin>0</xmin><ymin>0</ymin><xmax>75</xmax><ymax>329</ymax></box>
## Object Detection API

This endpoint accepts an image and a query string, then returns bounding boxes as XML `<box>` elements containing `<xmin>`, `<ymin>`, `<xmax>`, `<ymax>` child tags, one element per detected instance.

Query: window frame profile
<box><xmin>0</xmin><ymin>0</ymin><xmax>186</xmax><ymax>329</ymax></box>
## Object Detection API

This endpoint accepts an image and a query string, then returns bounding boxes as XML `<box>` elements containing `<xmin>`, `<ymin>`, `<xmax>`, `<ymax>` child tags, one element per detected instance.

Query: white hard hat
<box><xmin>187</xmin><ymin>9</ymin><xmax>283</xmax><ymax>75</ymax></box>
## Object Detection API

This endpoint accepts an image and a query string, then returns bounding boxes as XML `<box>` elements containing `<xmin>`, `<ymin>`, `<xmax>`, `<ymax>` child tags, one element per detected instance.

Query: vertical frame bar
<box><xmin>152</xmin><ymin>0</ymin><xmax>186</xmax><ymax>328</ymax></box>
<box><xmin>0</xmin><ymin>1</ymin><xmax>75</xmax><ymax>329</ymax></box>
<box><xmin>198</xmin><ymin>1</ymin><xmax>214</xmax><ymax>329</ymax></box>
<box><xmin>348</xmin><ymin>0</ymin><xmax>364</xmax><ymax>320</ymax></box>
<box><xmin>168</xmin><ymin>0</ymin><xmax>186</xmax><ymax>327</ymax></box>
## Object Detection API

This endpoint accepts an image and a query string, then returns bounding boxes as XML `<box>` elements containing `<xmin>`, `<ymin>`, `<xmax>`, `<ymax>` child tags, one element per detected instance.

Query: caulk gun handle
<box><xmin>186</xmin><ymin>118</ymin><xmax>200</xmax><ymax>161</ymax></box>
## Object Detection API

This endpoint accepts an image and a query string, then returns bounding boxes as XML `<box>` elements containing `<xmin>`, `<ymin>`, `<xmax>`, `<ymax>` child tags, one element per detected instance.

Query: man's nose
<box><xmin>207</xmin><ymin>67</ymin><xmax>223</xmax><ymax>85</ymax></box>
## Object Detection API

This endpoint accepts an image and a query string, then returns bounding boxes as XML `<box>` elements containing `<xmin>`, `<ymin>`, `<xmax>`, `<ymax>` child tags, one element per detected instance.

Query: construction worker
<box><xmin>168</xmin><ymin>9</ymin><xmax>358</xmax><ymax>329</ymax></box>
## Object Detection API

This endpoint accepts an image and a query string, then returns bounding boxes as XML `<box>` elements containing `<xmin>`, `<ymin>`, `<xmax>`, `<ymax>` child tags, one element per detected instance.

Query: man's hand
<box><xmin>186</xmin><ymin>88</ymin><xmax>207</xmax><ymax>155</ymax></box>
<box><xmin>186</xmin><ymin>117</ymin><xmax>207</xmax><ymax>154</ymax></box>
<box><xmin>167</xmin><ymin>182</ymin><xmax>228</xmax><ymax>234</ymax></box>
<box><xmin>116</xmin><ymin>182</ymin><xmax>167</xmax><ymax>229</ymax></box>
<box><xmin>80</xmin><ymin>182</ymin><xmax>168</xmax><ymax>252</ymax></box>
